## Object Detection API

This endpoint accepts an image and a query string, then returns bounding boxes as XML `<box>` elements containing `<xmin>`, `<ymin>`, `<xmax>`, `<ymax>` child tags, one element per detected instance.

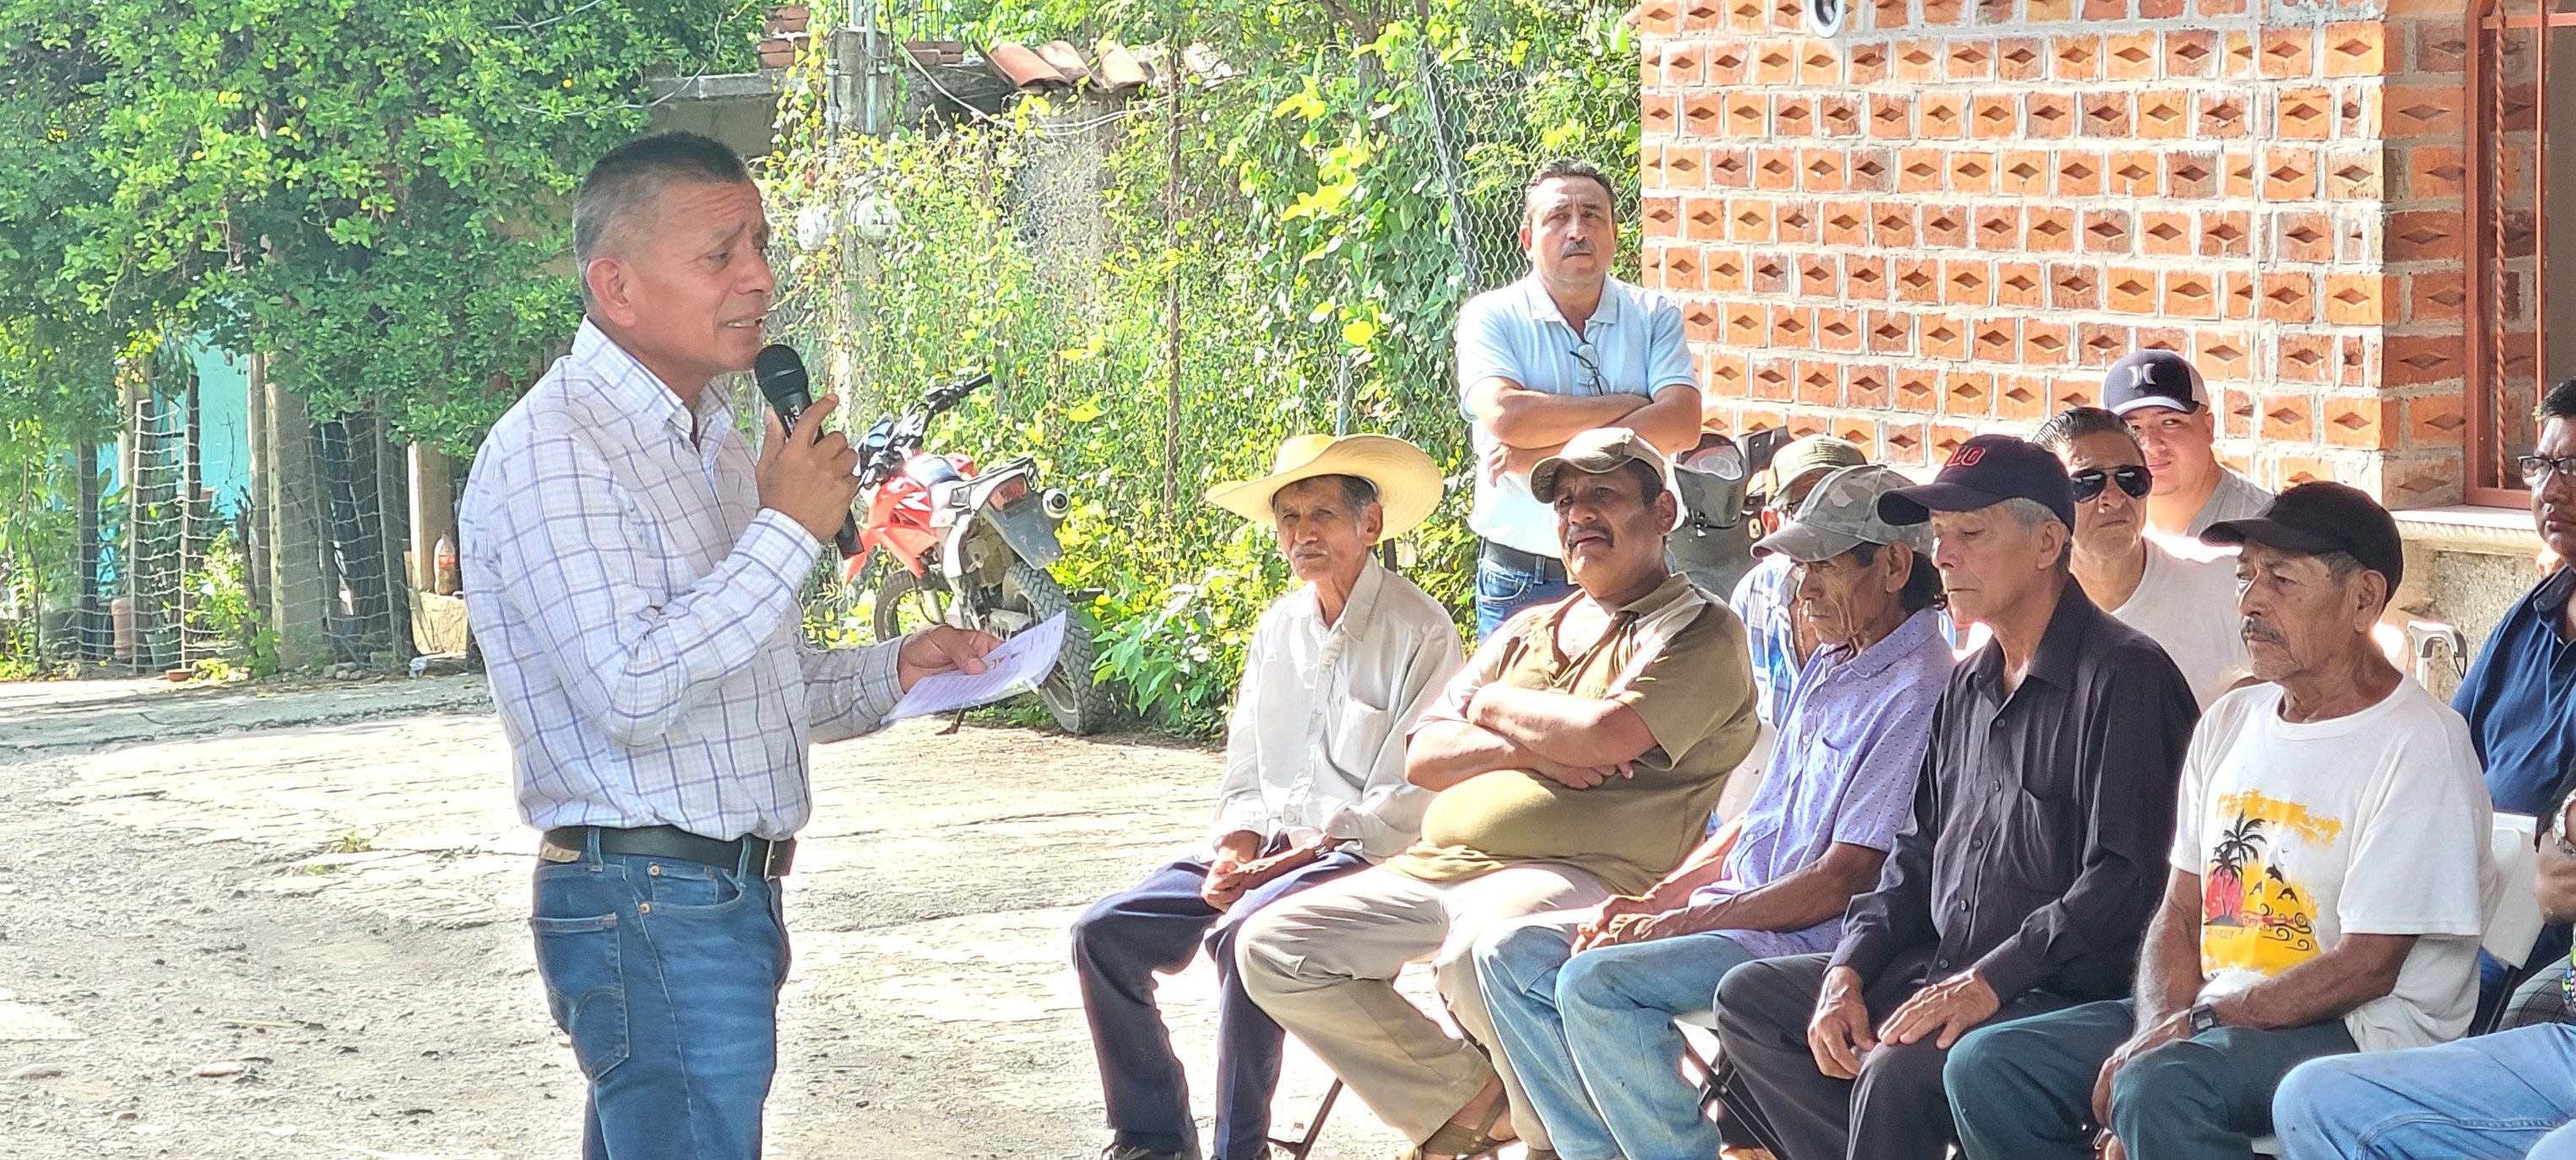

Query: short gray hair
<box><xmin>2031</xmin><ymin>406</ymin><xmax>2137</xmax><ymax>456</ymax></box>
<box><xmin>1998</xmin><ymin>496</ymin><xmax>2072</xmax><ymax>569</ymax></box>
<box><xmin>1997</xmin><ymin>496</ymin><xmax>2064</xmax><ymax>531</ymax></box>
<box><xmin>572</xmin><ymin>133</ymin><xmax>751</xmax><ymax>307</ymax></box>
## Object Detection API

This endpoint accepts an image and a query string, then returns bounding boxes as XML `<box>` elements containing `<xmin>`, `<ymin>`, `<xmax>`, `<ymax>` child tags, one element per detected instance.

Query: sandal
<box><xmin>1396</xmin><ymin>1098</ymin><xmax>1514</xmax><ymax>1160</ymax></box>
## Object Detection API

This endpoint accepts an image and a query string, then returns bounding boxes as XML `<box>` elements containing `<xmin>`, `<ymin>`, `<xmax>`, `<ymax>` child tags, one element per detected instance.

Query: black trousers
<box><xmin>1711</xmin><ymin>953</ymin><xmax>2077</xmax><ymax>1160</ymax></box>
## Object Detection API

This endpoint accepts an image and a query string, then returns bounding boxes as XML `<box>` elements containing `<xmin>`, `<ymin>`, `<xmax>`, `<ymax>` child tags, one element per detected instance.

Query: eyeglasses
<box><xmin>2069</xmin><ymin>464</ymin><xmax>2153</xmax><ymax>502</ymax></box>
<box><xmin>1568</xmin><ymin>341</ymin><xmax>1607</xmax><ymax>394</ymax></box>
<box><xmin>2519</xmin><ymin>454</ymin><xmax>2576</xmax><ymax>487</ymax></box>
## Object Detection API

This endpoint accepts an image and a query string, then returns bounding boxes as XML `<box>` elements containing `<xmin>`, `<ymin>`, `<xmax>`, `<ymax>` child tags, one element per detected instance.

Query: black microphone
<box><xmin>752</xmin><ymin>343</ymin><xmax>862</xmax><ymax>558</ymax></box>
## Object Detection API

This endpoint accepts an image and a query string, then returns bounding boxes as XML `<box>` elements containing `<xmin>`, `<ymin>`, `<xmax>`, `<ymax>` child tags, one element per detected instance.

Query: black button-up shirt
<box><xmin>1830</xmin><ymin>585</ymin><xmax>2199</xmax><ymax>1005</ymax></box>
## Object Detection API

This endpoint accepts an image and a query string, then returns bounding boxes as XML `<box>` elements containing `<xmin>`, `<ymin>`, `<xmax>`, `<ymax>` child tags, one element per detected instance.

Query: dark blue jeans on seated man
<box><xmin>531</xmin><ymin>833</ymin><xmax>791</xmax><ymax>1160</ymax></box>
<box><xmin>1073</xmin><ymin>843</ymin><xmax>1370</xmax><ymax>1160</ymax></box>
<box><xmin>1474</xmin><ymin>549</ymin><xmax>1575</xmax><ymax>639</ymax></box>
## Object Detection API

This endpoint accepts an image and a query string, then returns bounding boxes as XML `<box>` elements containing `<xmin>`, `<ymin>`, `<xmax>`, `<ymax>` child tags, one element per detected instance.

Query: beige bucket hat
<box><xmin>1203</xmin><ymin>433</ymin><xmax>1444</xmax><ymax>538</ymax></box>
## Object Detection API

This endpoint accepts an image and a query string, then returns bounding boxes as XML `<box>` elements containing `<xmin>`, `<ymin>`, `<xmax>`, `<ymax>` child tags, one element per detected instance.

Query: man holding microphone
<box><xmin>459</xmin><ymin>132</ymin><xmax>995</xmax><ymax>1159</ymax></box>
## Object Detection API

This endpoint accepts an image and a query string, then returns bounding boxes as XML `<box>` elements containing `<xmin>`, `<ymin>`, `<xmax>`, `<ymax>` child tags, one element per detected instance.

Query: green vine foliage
<box><xmin>3</xmin><ymin>0</ymin><xmax>765</xmax><ymax>455</ymax></box>
<box><xmin>765</xmin><ymin>0</ymin><xmax>1636</xmax><ymax>735</ymax></box>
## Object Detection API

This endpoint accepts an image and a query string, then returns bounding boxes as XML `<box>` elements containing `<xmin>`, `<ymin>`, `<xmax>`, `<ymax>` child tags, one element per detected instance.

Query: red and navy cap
<box><xmin>1876</xmin><ymin>434</ymin><xmax>2076</xmax><ymax>529</ymax></box>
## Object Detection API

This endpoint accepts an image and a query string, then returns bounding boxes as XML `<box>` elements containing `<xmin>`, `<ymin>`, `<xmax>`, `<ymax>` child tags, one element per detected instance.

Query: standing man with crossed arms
<box><xmin>1456</xmin><ymin>158</ymin><xmax>1705</xmax><ymax>637</ymax></box>
<box><xmin>461</xmin><ymin>132</ymin><xmax>995</xmax><ymax>1159</ymax></box>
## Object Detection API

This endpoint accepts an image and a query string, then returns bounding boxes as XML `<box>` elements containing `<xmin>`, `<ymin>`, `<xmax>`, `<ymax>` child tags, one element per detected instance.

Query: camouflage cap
<box><xmin>1758</xmin><ymin>434</ymin><xmax>1867</xmax><ymax>501</ymax></box>
<box><xmin>1754</xmin><ymin>464</ymin><xmax>1935</xmax><ymax>563</ymax></box>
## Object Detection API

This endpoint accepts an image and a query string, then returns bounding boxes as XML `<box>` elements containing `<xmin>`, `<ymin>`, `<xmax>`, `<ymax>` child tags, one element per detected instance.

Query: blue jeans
<box><xmin>1944</xmin><ymin>998</ymin><xmax>2356</xmax><ymax>1160</ymax></box>
<box><xmin>1071</xmin><ymin>845</ymin><xmax>1369</xmax><ymax>1160</ymax></box>
<box><xmin>1474</xmin><ymin>914</ymin><xmax>1760</xmax><ymax>1160</ymax></box>
<box><xmin>1474</xmin><ymin>550</ymin><xmax>1575</xmax><ymax>639</ymax></box>
<box><xmin>531</xmin><ymin>837</ymin><xmax>790</xmax><ymax>1160</ymax></box>
<box><xmin>2274</xmin><ymin>1023</ymin><xmax>2576</xmax><ymax>1159</ymax></box>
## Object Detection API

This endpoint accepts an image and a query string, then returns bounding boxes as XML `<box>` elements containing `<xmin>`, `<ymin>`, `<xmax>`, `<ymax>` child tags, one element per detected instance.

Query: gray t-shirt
<box><xmin>2186</xmin><ymin>469</ymin><xmax>2275</xmax><ymax>536</ymax></box>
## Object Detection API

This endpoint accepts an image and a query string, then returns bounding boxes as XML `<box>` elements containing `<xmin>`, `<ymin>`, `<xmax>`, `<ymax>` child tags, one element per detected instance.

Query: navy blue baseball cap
<box><xmin>1877</xmin><ymin>434</ymin><xmax>2076</xmax><ymax>529</ymax></box>
<box><xmin>2102</xmin><ymin>350</ymin><xmax>2207</xmax><ymax>416</ymax></box>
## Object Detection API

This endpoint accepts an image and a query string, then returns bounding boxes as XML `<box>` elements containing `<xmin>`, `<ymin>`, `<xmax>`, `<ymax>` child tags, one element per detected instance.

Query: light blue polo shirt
<box><xmin>1455</xmin><ymin>274</ymin><xmax>1700</xmax><ymax>556</ymax></box>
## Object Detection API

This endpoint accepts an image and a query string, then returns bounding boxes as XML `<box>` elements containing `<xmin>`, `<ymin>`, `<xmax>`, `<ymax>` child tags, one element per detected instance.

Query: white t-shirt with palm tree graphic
<box><xmin>2171</xmin><ymin>678</ymin><xmax>2496</xmax><ymax>1052</ymax></box>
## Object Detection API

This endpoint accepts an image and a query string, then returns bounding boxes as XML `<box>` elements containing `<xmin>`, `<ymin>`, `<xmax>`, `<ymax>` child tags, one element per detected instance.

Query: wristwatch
<box><xmin>2187</xmin><ymin>1002</ymin><xmax>2221</xmax><ymax>1034</ymax></box>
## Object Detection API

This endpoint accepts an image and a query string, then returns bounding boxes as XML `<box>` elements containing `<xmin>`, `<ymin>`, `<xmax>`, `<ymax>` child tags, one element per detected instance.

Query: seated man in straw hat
<box><xmin>1239</xmin><ymin>427</ymin><xmax>1759</xmax><ymax>1160</ymax></box>
<box><xmin>1073</xmin><ymin>433</ymin><xmax>1465</xmax><ymax>1160</ymax></box>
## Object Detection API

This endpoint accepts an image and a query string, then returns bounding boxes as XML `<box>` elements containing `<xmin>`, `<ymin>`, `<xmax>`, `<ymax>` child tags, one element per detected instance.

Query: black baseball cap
<box><xmin>2200</xmin><ymin>482</ymin><xmax>2405</xmax><ymax>590</ymax></box>
<box><xmin>1877</xmin><ymin>434</ymin><xmax>2076</xmax><ymax>529</ymax></box>
<box><xmin>2102</xmin><ymin>350</ymin><xmax>2206</xmax><ymax>416</ymax></box>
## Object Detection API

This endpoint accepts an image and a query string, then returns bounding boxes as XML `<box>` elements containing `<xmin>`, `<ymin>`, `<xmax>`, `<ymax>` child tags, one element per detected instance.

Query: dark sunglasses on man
<box><xmin>2069</xmin><ymin>464</ymin><xmax>2153</xmax><ymax>502</ymax></box>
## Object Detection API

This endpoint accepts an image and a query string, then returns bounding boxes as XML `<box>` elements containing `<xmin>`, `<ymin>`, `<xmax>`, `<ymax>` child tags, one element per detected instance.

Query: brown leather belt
<box><xmin>540</xmin><ymin>825</ymin><xmax>796</xmax><ymax>880</ymax></box>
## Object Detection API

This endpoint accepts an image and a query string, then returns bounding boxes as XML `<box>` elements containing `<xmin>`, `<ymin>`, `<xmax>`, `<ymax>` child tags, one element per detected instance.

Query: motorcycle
<box><xmin>1666</xmin><ymin>425</ymin><xmax>1788</xmax><ymax>599</ymax></box>
<box><xmin>844</xmin><ymin>371</ymin><xmax>1116</xmax><ymax>734</ymax></box>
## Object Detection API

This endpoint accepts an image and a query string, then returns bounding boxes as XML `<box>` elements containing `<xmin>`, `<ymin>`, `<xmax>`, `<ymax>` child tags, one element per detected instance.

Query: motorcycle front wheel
<box><xmin>1004</xmin><ymin>561</ymin><xmax>1116</xmax><ymax>736</ymax></box>
<box><xmin>870</xmin><ymin>564</ymin><xmax>949</xmax><ymax>643</ymax></box>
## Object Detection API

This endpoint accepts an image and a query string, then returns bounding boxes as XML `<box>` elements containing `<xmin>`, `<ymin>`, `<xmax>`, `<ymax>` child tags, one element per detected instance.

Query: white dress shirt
<box><xmin>1212</xmin><ymin>556</ymin><xmax>1465</xmax><ymax>860</ymax></box>
<box><xmin>459</xmin><ymin>321</ymin><xmax>903</xmax><ymax>842</ymax></box>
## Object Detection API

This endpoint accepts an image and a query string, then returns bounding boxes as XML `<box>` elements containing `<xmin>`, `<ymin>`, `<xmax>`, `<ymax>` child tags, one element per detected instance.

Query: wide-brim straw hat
<box><xmin>1204</xmin><ymin>433</ymin><xmax>1443</xmax><ymax>539</ymax></box>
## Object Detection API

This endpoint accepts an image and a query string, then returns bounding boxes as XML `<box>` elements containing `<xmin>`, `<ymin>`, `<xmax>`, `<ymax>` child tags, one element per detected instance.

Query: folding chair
<box><xmin>1266</xmin><ymin>1078</ymin><xmax>1345</xmax><ymax>1160</ymax></box>
<box><xmin>1678</xmin><ymin>1007</ymin><xmax>1792</xmax><ymax>1157</ymax></box>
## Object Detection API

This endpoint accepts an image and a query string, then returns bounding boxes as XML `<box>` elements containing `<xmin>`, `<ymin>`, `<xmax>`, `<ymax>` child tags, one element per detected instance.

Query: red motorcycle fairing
<box><xmin>846</xmin><ymin>452</ymin><xmax>979</xmax><ymax>581</ymax></box>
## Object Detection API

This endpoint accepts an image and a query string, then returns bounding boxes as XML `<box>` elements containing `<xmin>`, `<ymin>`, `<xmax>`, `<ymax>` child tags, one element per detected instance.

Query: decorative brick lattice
<box><xmin>1640</xmin><ymin>0</ymin><xmax>2471</xmax><ymax>505</ymax></box>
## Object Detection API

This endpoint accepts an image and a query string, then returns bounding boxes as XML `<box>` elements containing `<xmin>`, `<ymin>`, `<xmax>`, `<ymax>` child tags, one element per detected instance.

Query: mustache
<box><xmin>2240</xmin><ymin>616</ymin><xmax>2286</xmax><ymax>646</ymax></box>
<box><xmin>1560</xmin><ymin>241</ymin><xmax>1594</xmax><ymax>255</ymax></box>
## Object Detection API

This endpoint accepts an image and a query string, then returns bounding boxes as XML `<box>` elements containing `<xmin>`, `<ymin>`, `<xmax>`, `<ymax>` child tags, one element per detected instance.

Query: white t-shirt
<box><xmin>2171</xmin><ymin>680</ymin><xmax>2496</xmax><ymax>1053</ymax></box>
<box><xmin>2110</xmin><ymin>535</ymin><xmax>2255</xmax><ymax>709</ymax></box>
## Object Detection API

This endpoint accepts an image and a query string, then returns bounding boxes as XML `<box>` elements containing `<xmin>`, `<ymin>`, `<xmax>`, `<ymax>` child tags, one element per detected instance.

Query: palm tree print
<box><xmin>2204</xmin><ymin>814</ymin><xmax>2267</xmax><ymax>927</ymax></box>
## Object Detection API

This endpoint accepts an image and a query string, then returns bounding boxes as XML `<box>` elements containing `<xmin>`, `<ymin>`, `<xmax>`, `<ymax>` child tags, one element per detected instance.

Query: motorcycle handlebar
<box><xmin>854</xmin><ymin>372</ymin><xmax>993</xmax><ymax>488</ymax></box>
<box><xmin>922</xmin><ymin>371</ymin><xmax>993</xmax><ymax>417</ymax></box>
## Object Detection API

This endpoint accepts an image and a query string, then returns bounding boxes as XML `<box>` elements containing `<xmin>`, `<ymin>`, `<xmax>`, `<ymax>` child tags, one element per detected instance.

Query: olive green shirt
<box><xmin>1389</xmin><ymin>573</ymin><xmax>1760</xmax><ymax>895</ymax></box>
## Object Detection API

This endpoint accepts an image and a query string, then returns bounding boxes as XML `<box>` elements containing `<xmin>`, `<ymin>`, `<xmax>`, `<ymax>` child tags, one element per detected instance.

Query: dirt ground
<box><xmin>0</xmin><ymin>675</ymin><xmax>1426</xmax><ymax>1158</ymax></box>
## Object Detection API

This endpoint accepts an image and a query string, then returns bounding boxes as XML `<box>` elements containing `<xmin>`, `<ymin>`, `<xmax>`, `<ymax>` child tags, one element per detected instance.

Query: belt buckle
<box><xmin>538</xmin><ymin>841</ymin><xmax>582</xmax><ymax>864</ymax></box>
<box><xmin>758</xmin><ymin>839</ymin><xmax>779</xmax><ymax>879</ymax></box>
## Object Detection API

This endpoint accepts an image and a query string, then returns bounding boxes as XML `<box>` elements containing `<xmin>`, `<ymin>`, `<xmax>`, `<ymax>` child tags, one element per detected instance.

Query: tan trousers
<box><xmin>1234</xmin><ymin>862</ymin><xmax>1612</xmax><ymax>1149</ymax></box>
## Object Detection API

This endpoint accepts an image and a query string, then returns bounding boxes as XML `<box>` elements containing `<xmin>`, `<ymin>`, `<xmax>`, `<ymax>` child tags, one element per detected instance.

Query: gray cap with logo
<box><xmin>1754</xmin><ymin>464</ymin><xmax>1935</xmax><ymax>563</ymax></box>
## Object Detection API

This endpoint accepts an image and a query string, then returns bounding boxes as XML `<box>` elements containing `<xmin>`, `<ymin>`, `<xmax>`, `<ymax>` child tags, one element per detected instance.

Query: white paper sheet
<box><xmin>885</xmin><ymin>613</ymin><xmax>1067</xmax><ymax>723</ymax></box>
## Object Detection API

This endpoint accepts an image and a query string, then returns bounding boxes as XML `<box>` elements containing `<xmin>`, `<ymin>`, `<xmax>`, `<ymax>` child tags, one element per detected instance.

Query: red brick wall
<box><xmin>1639</xmin><ymin>0</ymin><xmax>2474</xmax><ymax>507</ymax></box>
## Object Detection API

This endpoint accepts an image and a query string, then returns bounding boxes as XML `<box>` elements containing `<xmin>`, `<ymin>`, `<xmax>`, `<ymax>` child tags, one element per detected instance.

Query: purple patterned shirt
<box><xmin>1689</xmin><ymin>607</ymin><xmax>1952</xmax><ymax>957</ymax></box>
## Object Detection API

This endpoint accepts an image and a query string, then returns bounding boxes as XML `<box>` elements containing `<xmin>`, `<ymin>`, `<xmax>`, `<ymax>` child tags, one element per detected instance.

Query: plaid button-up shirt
<box><xmin>460</xmin><ymin>321</ymin><xmax>903</xmax><ymax>842</ymax></box>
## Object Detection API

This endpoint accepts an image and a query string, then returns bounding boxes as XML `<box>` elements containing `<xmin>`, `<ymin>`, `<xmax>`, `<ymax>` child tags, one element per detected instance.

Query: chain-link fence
<box><xmin>762</xmin><ymin>3</ymin><xmax>1637</xmax><ymax>729</ymax></box>
<box><xmin>3</xmin><ymin>355</ymin><xmax>414</xmax><ymax>680</ymax></box>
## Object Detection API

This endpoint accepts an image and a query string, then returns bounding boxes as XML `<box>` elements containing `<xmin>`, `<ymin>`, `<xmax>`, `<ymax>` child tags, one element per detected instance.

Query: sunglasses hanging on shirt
<box><xmin>2069</xmin><ymin>464</ymin><xmax>2153</xmax><ymax>502</ymax></box>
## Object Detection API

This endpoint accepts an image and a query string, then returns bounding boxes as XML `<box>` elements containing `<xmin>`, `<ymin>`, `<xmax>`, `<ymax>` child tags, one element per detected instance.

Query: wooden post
<box><xmin>375</xmin><ymin>415</ymin><xmax>412</xmax><ymax>661</ymax></box>
<box><xmin>1160</xmin><ymin>34</ymin><xmax>1184</xmax><ymax>527</ymax></box>
<box><xmin>408</xmin><ymin>444</ymin><xmax>454</xmax><ymax>596</ymax></box>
